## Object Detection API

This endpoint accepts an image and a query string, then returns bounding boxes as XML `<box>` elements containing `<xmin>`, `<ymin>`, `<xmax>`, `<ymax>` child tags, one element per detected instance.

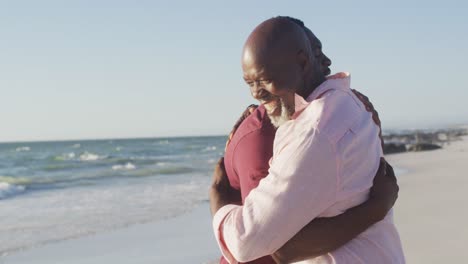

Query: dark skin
<box><xmin>211</xmin><ymin>17</ymin><xmax>397</xmax><ymax>263</ymax></box>
<box><xmin>241</xmin><ymin>20</ymin><xmax>325</xmax><ymax>120</ymax></box>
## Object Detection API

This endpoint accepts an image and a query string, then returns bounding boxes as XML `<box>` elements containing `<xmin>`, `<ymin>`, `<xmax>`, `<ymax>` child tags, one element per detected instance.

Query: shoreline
<box><xmin>3</xmin><ymin>137</ymin><xmax>467</xmax><ymax>263</ymax></box>
<box><xmin>2</xmin><ymin>203</ymin><xmax>220</xmax><ymax>264</ymax></box>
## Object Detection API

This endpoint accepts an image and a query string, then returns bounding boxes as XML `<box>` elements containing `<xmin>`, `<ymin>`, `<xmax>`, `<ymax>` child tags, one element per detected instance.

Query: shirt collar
<box><xmin>292</xmin><ymin>72</ymin><xmax>351</xmax><ymax>118</ymax></box>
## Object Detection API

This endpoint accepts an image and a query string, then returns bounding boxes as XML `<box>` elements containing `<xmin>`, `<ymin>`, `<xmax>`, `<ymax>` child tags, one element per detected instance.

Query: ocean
<box><xmin>0</xmin><ymin>136</ymin><xmax>226</xmax><ymax>256</ymax></box>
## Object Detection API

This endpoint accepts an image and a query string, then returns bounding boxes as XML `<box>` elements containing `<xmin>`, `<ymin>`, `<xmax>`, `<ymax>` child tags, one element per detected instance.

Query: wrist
<box><xmin>210</xmin><ymin>185</ymin><xmax>230</xmax><ymax>216</ymax></box>
<box><xmin>366</xmin><ymin>198</ymin><xmax>388</xmax><ymax>222</ymax></box>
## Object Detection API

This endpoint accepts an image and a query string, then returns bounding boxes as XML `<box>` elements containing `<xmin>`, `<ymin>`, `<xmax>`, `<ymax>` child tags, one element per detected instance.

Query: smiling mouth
<box><xmin>262</xmin><ymin>100</ymin><xmax>280</xmax><ymax>116</ymax></box>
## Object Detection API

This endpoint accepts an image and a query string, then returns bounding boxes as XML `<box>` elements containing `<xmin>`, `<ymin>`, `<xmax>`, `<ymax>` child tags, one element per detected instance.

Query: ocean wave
<box><xmin>124</xmin><ymin>166</ymin><xmax>195</xmax><ymax>178</ymax></box>
<box><xmin>0</xmin><ymin>164</ymin><xmax>197</xmax><ymax>197</ymax></box>
<box><xmin>79</xmin><ymin>152</ymin><xmax>105</xmax><ymax>161</ymax></box>
<box><xmin>112</xmin><ymin>163</ymin><xmax>136</xmax><ymax>171</ymax></box>
<box><xmin>0</xmin><ymin>177</ymin><xmax>210</xmax><ymax>255</ymax></box>
<box><xmin>15</xmin><ymin>146</ymin><xmax>31</xmax><ymax>152</ymax></box>
<box><xmin>203</xmin><ymin>146</ymin><xmax>217</xmax><ymax>152</ymax></box>
<box><xmin>52</xmin><ymin>151</ymin><xmax>108</xmax><ymax>163</ymax></box>
<box><xmin>0</xmin><ymin>176</ymin><xmax>33</xmax><ymax>186</ymax></box>
<box><xmin>43</xmin><ymin>163</ymin><xmax>80</xmax><ymax>171</ymax></box>
<box><xmin>154</xmin><ymin>167</ymin><xmax>194</xmax><ymax>175</ymax></box>
<box><xmin>53</xmin><ymin>152</ymin><xmax>76</xmax><ymax>161</ymax></box>
<box><xmin>0</xmin><ymin>182</ymin><xmax>25</xmax><ymax>199</ymax></box>
<box><xmin>71</xmin><ymin>144</ymin><xmax>81</xmax><ymax>148</ymax></box>
<box><xmin>0</xmin><ymin>175</ymin><xmax>67</xmax><ymax>188</ymax></box>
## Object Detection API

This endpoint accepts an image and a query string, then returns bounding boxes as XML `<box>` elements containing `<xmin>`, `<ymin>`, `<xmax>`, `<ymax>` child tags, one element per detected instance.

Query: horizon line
<box><xmin>2</xmin><ymin>124</ymin><xmax>467</xmax><ymax>144</ymax></box>
<box><xmin>0</xmin><ymin>134</ymin><xmax>229</xmax><ymax>145</ymax></box>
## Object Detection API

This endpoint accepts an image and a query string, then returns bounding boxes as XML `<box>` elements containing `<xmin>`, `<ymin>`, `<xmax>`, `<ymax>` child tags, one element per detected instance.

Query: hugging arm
<box><xmin>272</xmin><ymin>160</ymin><xmax>398</xmax><ymax>264</ymax></box>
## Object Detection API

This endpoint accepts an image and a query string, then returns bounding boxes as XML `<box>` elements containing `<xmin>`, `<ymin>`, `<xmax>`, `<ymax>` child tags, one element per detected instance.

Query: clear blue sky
<box><xmin>1</xmin><ymin>0</ymin><xmax>467</xmax><ymax>142</ymax></box>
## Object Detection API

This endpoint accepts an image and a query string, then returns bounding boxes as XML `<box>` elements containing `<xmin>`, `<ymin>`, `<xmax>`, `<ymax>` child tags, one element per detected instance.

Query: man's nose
<box><xmin>250</xmin><ymin>82</ymin><xmax>263</xmax><ymax>100</ymax></box>
<box><xmin>323</xmin><ymin>55</ymin><xmax>332</xmax><ymax>66</ymax></box>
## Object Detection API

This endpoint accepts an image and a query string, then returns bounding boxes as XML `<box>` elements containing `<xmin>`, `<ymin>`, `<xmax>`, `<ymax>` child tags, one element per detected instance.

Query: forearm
<box><xmin>273</xmin><ymin>199</ymin><xmax>385</xmax><ymax>264</ymax></box>
<box><xmin>210</xmin><ymin>184</ymin><xmax>241</xmax><ymax>217</ymax></box>
<box><xmin>210</xmin><ymin>185</ymin><xmax>231</xmax><ymax>217</ymax></box>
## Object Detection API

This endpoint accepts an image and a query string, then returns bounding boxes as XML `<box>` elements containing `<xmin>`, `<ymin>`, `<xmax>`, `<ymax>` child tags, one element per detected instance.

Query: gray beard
<box><xmin>267</xmin><ymin>98</ymin><xmax>294</xmax><ymax>128</ymax></box>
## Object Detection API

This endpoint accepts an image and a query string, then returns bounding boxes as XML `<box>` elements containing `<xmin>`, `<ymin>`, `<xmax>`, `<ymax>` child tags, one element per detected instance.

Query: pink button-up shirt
<box><xmin>213</xmin><ymin>73</ymin><xmax>405</xmax><ymax>263</ymax></box>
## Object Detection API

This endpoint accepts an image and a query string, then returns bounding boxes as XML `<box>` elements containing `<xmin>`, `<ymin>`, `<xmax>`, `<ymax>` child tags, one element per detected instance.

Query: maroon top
<box><xmin>220</xmin><ymin>105</ymin><xmax>276</xmax><ymax>264</ymax></box>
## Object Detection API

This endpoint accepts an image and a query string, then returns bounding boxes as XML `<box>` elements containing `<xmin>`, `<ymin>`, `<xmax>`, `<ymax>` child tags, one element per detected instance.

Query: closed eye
<box><xmin>245</xmin><ymin>80</ymin><xmax>254</xmax><ymax>87</ymax></box>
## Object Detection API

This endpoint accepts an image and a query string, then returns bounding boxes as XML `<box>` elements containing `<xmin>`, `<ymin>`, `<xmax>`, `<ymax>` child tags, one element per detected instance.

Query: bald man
<box><xmin>210</xmin><ymin>18</ymin><xmax>405</xmax><ymax>264</ymax></box>
<box><xmin>216</xmin><ymin>17</ymin><xmax>397</xmax><ymax>264</ymax></box>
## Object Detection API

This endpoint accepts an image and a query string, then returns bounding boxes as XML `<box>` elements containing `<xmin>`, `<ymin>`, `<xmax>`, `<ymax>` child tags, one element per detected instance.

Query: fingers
<box><xmin>372</xmin><ymin>158</ymin><xmax>387</xmax><ymax>185</ymax></box>
<box><xmin>352</xmin><ymin>89</ymin><xmax>368</xmax><ymax>102</ymax></box>
<box><xmin>217</xmin><ymin>157</ymin><xmax>225</xmax><ymax>169</ymax></box>
<box><xmin>372</xmin><ymin>110</ymin><xmax>381</xmax><ymax>126</ymax></box>
<box><xmin>387</xmin><ymin>162</ymin><xmax>399</xmax><ymax>195</ymax></box>
<box><xmin>377</xmin><ymin>157</ymin><xmax>387</xmax><ymax>175</ymax></box>
<box><xmin>247</xmin><ymin>104</ymin><xmax>258</xmax><ymax>113</ymax></box>
<box><xmin>385</xmin><ymin>162</ymin><xmax>397</xmax><ymax>183</ymax></box>
<box><xmin>353</xmin><ymin>90</ymin><xmax>384</xmax><ymax>148</ymax></box>
<box><xmin>353</xmin><ymin>90</ymin><xmax>375</xmax><ymax>114</ymax></box>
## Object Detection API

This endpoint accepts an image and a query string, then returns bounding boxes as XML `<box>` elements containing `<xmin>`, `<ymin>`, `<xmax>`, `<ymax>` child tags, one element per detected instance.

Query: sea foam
<box><xmin>0</xmin><ymin>182</ymin><xmax>25</xmax><ymax>199</ymax></box>
<box><xmin>15</xmin><ymin>146</ymin><xmax>31</xmax><ymax>152</ymax></box>
<box><xmin>79</xmin><ymin>152</ymin><xmax>104</xmax><ymax>161</ymax></box>
<box><xmin>54</xmin><ymin>152</ymin><xmax>76</xmax><ymax>161</ymax></box>
<box><xmin>203</xmin><ymin>146</ymin><xmax>217</xmax><ymax>152</ymax></box>
<box><xmin>0</xmin><ymin>177</ymin><xmax>209</xmax><ymax>255</ymax></box>
<box><xmin>112</xmin><ymin>163</ymin><xmax>136</xmax><ymax>170</ymax></box>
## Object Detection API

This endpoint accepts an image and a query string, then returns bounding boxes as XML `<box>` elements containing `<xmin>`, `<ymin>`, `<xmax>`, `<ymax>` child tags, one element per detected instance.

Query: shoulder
<box><xmin>225</xmin><ymin>105</ymin><xmax>275</xmax><ymax>175</ymax></box>
<box><xmin>302</xmin><ymin>89</ymin><xmax>365</xmax><ymax>143</ymax></box>
<box><xmin>229</xmin><ymin>105</ymin><xmax>275</xmax><ymax>147</ymax></box>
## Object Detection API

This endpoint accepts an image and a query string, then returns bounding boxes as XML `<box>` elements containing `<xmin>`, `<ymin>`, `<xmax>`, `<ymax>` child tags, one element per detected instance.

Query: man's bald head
<box><xmin>241</xmin><ymin>17</ymin><xmax>327</xmax><ymax>127</ymax></box>
<box><xmin>242</xmin><ymin>17</ymin><xmax>312</xmax><ymax>72</ymax></box>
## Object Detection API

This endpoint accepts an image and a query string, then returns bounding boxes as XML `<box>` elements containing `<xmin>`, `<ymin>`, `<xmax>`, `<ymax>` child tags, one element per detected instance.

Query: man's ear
<box><xmin>296</xmin><ymin>50</ymin><xmax>310</xmax><ymax>73</ymax></box>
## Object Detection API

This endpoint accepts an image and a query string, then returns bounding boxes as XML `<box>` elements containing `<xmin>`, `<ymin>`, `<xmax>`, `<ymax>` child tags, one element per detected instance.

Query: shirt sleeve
<box><xmin>212</xmin><ymin>129</ymin><xmax>339</xmax><ymax>263</ymax></box>
<box><xmin>233</xmin><ymin>128</ymin><xmax>274</xmax><ymax>202</ymax></box>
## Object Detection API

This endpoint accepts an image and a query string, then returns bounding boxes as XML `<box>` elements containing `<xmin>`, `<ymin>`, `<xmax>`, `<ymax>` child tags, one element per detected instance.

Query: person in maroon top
<box><xmin>214</xmin><ymin>17</ymin><xmax>398</xmax><ymax>264</ymax></box>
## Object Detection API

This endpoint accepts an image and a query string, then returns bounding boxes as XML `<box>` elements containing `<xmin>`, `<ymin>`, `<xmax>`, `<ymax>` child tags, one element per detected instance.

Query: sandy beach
<box><xmin>2</xmin><ymin>136</ymin><xmax>467</xmax><ymax>264</ymax></box>
<box><xmin>1</xmin><ymin>203</ymin><xmax>220</xmax><ymax>264</ymax></box>
<box><xmin>386</xmin><ymin>135</ymin><xmax>468</xmax><ymax>263</ymax></box>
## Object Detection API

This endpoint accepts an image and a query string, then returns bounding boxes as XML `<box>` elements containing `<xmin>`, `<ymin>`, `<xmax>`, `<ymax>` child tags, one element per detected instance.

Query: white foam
<box><xmin>112</xmin><ymin>162</ymin><xmax>136</xmax><ymax>170</ymax></box>
<box><xmin>0</xmin><ymin>182</ymin><xmax>25</xmax><ymax>199</ymax></box>
<box><xmin>156</xmin><ymin>140</ymin><xmax>169</xmax><ymax>145</ymax></box>
<box><xmin>71</xmin><ymin>144</ymin><xmax>81</xmax><ymax>148</ymax></box>
<box><xmin>203</xmin><ymin>146</ymin><xmax>217</xmax><ymax>152</ymax></box>
<box><xmin>0</xmin><ymin>176</ymin><xmax>209</xmax><ymax>255</ymax></box>
<box><xmin>15</xmin><ymin>146</ymin><xmax>30</xmax><ymax>152</ymax></box>
<box><xmin>79</xmin><ymin>152</ymin><xmax>103</xmax><ymax>161</ymax></box>
<box><xmin>54</xmin><ymin>152</ymin><xmax>76</xmax><ymax>161</ymax></box>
